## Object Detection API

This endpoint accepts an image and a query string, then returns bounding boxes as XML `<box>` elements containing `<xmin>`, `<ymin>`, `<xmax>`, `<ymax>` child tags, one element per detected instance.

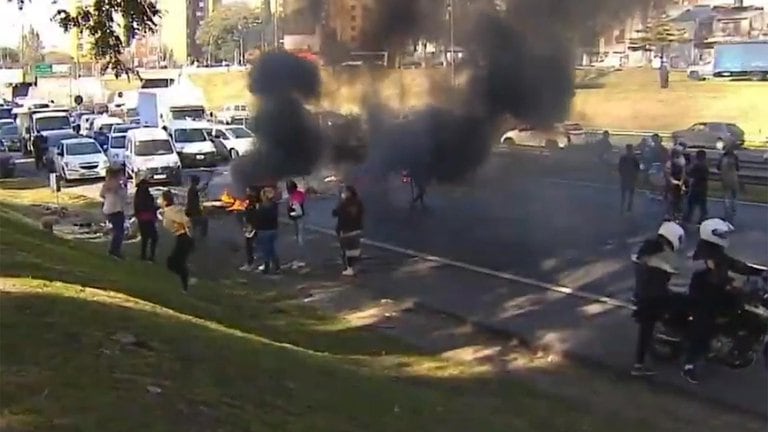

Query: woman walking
<box><xmin>99</xmin><ymin>167</ymin><xmax>128</xmax><ymax>259</ymax></box>
<box><xmin>255</xmin><ymin>186</ymin><xmax>281</xmax><ymax>275</ymax></box>
<box><xmin>159</xmin><ymin>190</ymin><xmax>196</xmax><ymax>292</ymax></box>
<box><xmin>333</xmin><ymin>185</ymin><xmax>364</xmax><ymax>276</ymax></box>
<box><xmin>134</xmin><ymin>180</ymin><xmax>159</xmax><ymax>262</ymax></box>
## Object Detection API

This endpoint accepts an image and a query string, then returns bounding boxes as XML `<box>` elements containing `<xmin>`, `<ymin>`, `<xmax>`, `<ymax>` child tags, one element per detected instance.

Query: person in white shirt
<box><xmin>99</xmin><ymin>167</ymin><xmax>128</xmax><ymax>259</ymax></box>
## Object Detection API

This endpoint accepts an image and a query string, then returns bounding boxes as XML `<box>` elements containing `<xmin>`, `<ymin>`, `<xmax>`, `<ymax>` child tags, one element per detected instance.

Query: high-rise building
<box><xmin>68</xmin><ymin>0</ymin><xmax>95</xmax><ymax>64</ymax></box>
<box><xmin>327</xmin><ymin>0</ymin><xmax>371</xmax><ymax>47</ymax></box>
<box><xmin>155</xmin><ymin>0</ymin><xmax>222</xmax><ymax>65</ymax></box>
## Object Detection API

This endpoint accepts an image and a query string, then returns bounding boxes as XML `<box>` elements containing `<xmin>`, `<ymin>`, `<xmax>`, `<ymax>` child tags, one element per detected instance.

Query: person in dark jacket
<box><xmin>31</xmin><ymin>133</ymin><xmax>46</xmax><ymax>171</ymax></box>
<box><xmin>681</xmin><ymin>218</ymin><xmax>766</xmax><ymax>384</ymax></box>
<box><xmin>683</xmin><ymin>150</ymin><xmax>709</xmax><ymax>225</ymax></box>
<box><xmin>631</xmin><ymin>221</ymin><xmax>685</xmax><ymax>376</ymax></box>
<box><xmin>255</xmin><ymin>186</ymin><xmax>280</xmax><ymax>275</ymax></box>
<box><xmin>185</xmin><ymin>175</ymin><xmax>208</xmax><ymax>239</ymax></box>
<box><xmin>133</xmin><ymin>180</ymin><xmax>159</xmax><ymax>261</ymax></box>
<box><xmin>332</xmin><ymin>185</ymin><xmax>364</xmax><ymax>276</ymax></box>
<box><xmin>239</xmin><ymin>186</ymin><xmax>260</xmax><ymax>271</ymax></box>
<box><xmin>596</xmin><ymin>130</ymin><xmax>612</xmax><ymax>164</ymax></box>
<box><xmin>618</xmin><ymin>144</ymin><xmax>640</xmax><ymax>213</ymax></box>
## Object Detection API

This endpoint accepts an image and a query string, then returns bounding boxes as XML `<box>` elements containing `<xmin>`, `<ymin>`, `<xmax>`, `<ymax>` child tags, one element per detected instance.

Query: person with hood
<box><xmin>133</xmin><ymin>180</ymin><xmax>159</xmax><ymax>262</ymax></box>
<box><xmin>286</xmin><ymin>180</ymin><xmax>307</xmax><ymax>269</ymax></box>
<box><xmin>717</xmin><ymin>145</ymin><xmax>740</xmax><ymax>224</ymax></box>
<box><xmin>333</xmin><ymin>185</ymin><xmax>364</xmax><ymax>276</ymax></box>
<box><xmin>159</xmin><ymin>190</ymin><xmax>195</xmax><ymax>292</ymax></box>
<box><xmin>239</xmin><ymin>186</ymin><xmax>261</xmax><ymax>272</ymax></box>
<box><xmin>683</xmin><ymin>149</ymin><xmax>709</xmax><ymax>225</ymax></box>
<box><xmin>99</xmin><ymin>167</ymin><xmax>128</xmax><ymax>259</ymax></box>
<box><xmin>631</xmin><ymin>220</ymin><xmax>685</xmax><ymax>376</ymax></box>
<box><xmin>681</xmin><ymin>218</ymin><xmax>767</xmax><ymax>384</ymax></box>
<box><xmin>255</xmin><ymin>186</ymin><xmax>281</xmax><ymax>275</ymax></box>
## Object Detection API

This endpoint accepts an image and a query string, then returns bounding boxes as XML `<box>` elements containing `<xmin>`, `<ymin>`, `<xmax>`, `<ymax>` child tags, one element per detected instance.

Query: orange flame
<box><xmin>219</xmin><ymin>190</ymin><xmax>248</xmax><ymax>212</ymax></box>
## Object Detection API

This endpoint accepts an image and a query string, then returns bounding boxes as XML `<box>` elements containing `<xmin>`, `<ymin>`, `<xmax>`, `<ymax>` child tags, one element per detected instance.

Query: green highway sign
<box><xmin>34</xmin><ymin>63</ymin><xmax>53</xmax><ymax>76</ymax></box>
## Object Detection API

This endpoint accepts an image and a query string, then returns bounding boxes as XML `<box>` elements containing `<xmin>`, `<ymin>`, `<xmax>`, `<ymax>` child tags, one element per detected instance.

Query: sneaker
<box><xmin>239</xmin><ymin>264</ymin><xmax>255</xmax><ymax>272</ymax></box>
<box><xmin>257</xmin><ymin>264</ymin><xmax>266</xmax><ymax>272</ymax></box>
<box><xmin>630</xmin><ymin>364</ymin><xmax>656</xmax><ymax>377</ymax></box>
<box><xmin>681</xmin><ymin>366</ymin><xmax>698</xmax><ymax>384</ymax></box>
<box><xmin>189</xmin><ymin>277</ymin><xmax>198</xmax><ymax>286</ymax></box>
<box><xmin>341</xmin><ymin>267</ymin><xmax>356</xmax><ymax>276</ymax></box>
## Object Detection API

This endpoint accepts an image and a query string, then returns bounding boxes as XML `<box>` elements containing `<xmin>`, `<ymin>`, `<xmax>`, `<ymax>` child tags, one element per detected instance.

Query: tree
<box><xmin>11</xmin><ymin>0</ymin><xmax>161</xmax><ymax>77</ymax></box>
<box><xmin>629</xmin><ymin>19</ymin><xmax>690</xmax><ymax>59</ymax></box>
<box><xmin>44</xmin><ymin>51</ymin><xmax>74</xmax><ymax>64</ymax></box>
<box><xmin>0</xmin><ymin>46</ymin><xmax>20</xmax><ymax>64</ymax></box>
<box><xmin>19</xmin><ymin>27</ymin><xmax>44</xmax><ymax>70</ymax></box>
<box><xmin>196</xmin><ymin>3</ymin><xmax>262</xmax><ymax>63</ymax></box>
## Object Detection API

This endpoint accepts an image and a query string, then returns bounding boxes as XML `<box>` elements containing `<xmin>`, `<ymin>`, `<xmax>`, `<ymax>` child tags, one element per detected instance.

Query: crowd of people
<box><xmin>97</xmin><ymin>167</ymin><xmax>367</xmax><ymax>292</ymax></box>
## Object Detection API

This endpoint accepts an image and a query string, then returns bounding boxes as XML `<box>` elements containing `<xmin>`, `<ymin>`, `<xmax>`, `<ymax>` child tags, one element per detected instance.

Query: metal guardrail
<box><xmin>584</xmin><ymin>128</ymin><xmax>768</xmax><ymax>149</ymax></box>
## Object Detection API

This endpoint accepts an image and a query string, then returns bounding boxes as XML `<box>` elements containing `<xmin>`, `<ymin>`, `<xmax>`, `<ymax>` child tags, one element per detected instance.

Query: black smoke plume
<box><xmin>230</xmin><ymin>51</ymin><xmax>322</xmax><ymax>190</ymax></box>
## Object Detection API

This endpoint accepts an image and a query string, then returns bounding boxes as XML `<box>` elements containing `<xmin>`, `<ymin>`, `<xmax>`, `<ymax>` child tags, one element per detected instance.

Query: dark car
<box><xmin>0</xmin><ymin>124</ymin><xmax>21</xmax><ymax>152</ymax></box>
<box><xmin>0</xmin><ymin>142</ymin><xmax>16</xmax><ymax>178</ymax></box>
<box><xmin>671</xmin><ymin>122</ymin><xmax>745</xmax><ymax>150</ymax></box>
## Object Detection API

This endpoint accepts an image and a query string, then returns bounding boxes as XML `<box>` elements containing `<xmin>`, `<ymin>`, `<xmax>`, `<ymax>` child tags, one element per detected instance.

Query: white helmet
<box><xmin>699</xmin><ymin>218</ymin><xmax>734</xmax><ymax>248</ymax></box>
<box><xmin>658</xmin><ymin>221</ymin><xmax>685</xmax><ymax>251</ymax></box>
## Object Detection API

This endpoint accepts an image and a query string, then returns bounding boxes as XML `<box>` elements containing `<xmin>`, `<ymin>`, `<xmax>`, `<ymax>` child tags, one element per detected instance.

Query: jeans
<box><xmin>167</xmin><ymin>233</ymin><xmax>195</xmax><ymax>290</ymax></box>
<box><xmin>137</xmin><ymin>220</ymin><xmax>158</xmax><ymax>260</ymax></box>
<box><xmin>723</xmin><ymin>187</ymin><xmax>738</xmax><ymax>223</ymax></box>
<box><xmin>292</xmin><ymin>219</ymin><xmax>306</xmax><ymax>262</ymax></box>
<box><xmin>684</xmin><ymin>193</ymin><xmax>708</xmax><ymax>224</ymax></box>
<box><xmin>620</xmin><ymin>180</ymin><xmax>635</xmax><ymax>212</ymax></box>
<box><xmin>106</xmin><ymin>211</ymin><xmax>125</xmax><ymax>257</ymax></box>
<box><xmin>256</xmin><ymin>230</ymin><xmax>280</xmax><ymax>273</ymax></box>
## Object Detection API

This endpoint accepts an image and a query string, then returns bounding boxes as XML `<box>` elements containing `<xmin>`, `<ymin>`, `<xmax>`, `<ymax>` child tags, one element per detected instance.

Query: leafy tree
<box><xmin>0</xmin><ymin>46</ymin><xmax>20</xmax><ymax>64</ymax></box>
<box><xmin>196</xmin><ymin>3</ymin><xmax>262</xmax><ymax>63</ymax></box>
<box><xmin>19</xmin><ymin>27</ymin><xmax>44</xmax><ymax>70</ymax></box>
<box><xmin>44</xmin><ymin>51</ymin><xmax>74</xmax><ymax>64</ymax></box>
<box><xmin>629</xmin><ymin>19</ymin><xmax>690</xmax><ymax>59</ymax></box>
<box><xmin>10</xmin><ymin>0</ymin><xmax>161</xmax><ymax>77</ymax></box>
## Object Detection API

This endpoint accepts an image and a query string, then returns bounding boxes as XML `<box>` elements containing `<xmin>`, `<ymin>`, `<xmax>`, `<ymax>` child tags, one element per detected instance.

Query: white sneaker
<box><xmin>239</xmin><ymin>264</ymin><xmax>254</xmax><ymax>271</ymax></box>
<box><xmin>341</xmin><ymin>267</ymin><xmax>355</xmax><ymax>276</ymax></box>
<box><xmin>257</xmin><ymin>264</ymin><xmax>266</xmax><ymax>272</ymax></box>
<box><xmin>189</xmin><ymin>277</ymin><xmax>198</xmax><ymax>286</ymax></box>
<box><xmin>294</xmin><ymin>261</ymin><xmax>307</xmax><ymax>268</ymax></box>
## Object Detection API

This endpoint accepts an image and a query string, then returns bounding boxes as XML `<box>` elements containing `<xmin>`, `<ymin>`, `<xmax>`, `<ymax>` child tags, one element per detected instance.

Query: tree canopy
<box><xmin>195</xmin><ymin>3</ymin><xmax>262</xmax><ymax>63</ymax></box>
<box><xmin>11</xmin><ymin>0</ymin><xmax>161</xmax><ymax>76</ymax></box>
<box><xmin>19</xmin><ymin>26</ymin><xmax>44</xmax><ymax>70</ymax></box>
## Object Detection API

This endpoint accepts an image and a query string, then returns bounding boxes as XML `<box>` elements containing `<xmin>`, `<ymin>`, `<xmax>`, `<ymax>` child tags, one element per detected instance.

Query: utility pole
<box><xmin>448</xmin><ymin>0</ymin><xmax>455</xmax><ymax>86</ymax></box>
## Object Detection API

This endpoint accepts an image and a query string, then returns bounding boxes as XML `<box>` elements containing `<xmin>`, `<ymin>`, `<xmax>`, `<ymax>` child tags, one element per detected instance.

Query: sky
<box><xmin>0</xmin><ymin>0</ymin><xmax>70</xmax><ymax>52</ymax></box>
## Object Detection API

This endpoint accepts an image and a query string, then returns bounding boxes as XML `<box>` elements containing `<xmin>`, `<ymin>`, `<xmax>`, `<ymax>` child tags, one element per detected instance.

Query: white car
<box><xmin>215</xmin><ymin>104</ymin><xmax>249</xmax><ymax>124</ymax></box>
<box><xmin>124</xmin><ymin>127</ymin><xmax>183</xmax><ymax>185</ymax></box>
<box><xmin>54</xmin><ymin>137</ymin><xmax>109</xmax><ymax>181</ymax></box>
<box><xmin>687</xmin><ymin>62</ymin><xmax>713</xmax><ymax>81</ymax></box>
<box><xmin>107</xmin><ymin>133</ymin><xmax>128</xmax><ymax>165</ymax></box>
<box><xmin>210</xmin><ymin>125</ymin><xmax>256</xmax><ymax>158</ymax></box>
<box><xmin>167</xmin><ymin>120</ymin><xmax>218</xmax><ymax>167</ymax></box>
<box><xmin>500</xmin><ymin>125</ymin><xmax>569</xmax><ymax>149</ymax></box>
<box><xmin>79</xmin><ymin>114</ymin><xmax>99</xmax><ymax>137</ymax></box>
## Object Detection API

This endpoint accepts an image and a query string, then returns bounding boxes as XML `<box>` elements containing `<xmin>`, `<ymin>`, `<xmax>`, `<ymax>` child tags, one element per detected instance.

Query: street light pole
<box><xmin>448</xmin><ymin>0</ymin><xmax>455</xmax><ymax>86</ymax></box>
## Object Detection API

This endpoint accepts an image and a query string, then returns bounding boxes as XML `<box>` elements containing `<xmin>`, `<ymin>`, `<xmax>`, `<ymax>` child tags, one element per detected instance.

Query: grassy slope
<box><xmin>0</xmin><ymin>190</ymin><xmax>659</xmax><ymax>431</ymax></box>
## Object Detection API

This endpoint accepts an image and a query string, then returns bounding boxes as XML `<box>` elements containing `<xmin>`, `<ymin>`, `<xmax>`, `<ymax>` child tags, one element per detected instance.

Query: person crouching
<box><xmin>159</xmin><ymin>190</ymin><xmax>196</xmax><ymax>292</ymax></box>
<box><xmin>333</xmin><ymin>185</ymin><xmax>364</xmax><ymax>276</ymax></box>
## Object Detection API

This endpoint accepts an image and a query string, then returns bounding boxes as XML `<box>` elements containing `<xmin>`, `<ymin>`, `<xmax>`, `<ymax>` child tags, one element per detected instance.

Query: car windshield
<box><xmin>725</xmin><ymin>124</ymin><xmax>744</xmax><ymax>136</ymax></box>
<box><xmin>170</xmin><ymin>108</ymin><xmax>205</xmax><ymax>120</ymax></box>
<box><xmin>229</xmin><ymin>127</ymin><xmax>253</xmax><ymax>139</ymax></box>
<box><xmin>1</xmin><ymin>125</ymin><xmax>19</xmax><ymax>136</ymax></box>
<box><xmin>113</xmin><ymin>124</ymin><xmax>138</xmax><ymax>134</ymax></box>
<box><xmin>135</xmin><ymin>139</ymin><xmax>174</xmax><ymax>156</ymax></box>
<box><xmin>99</xmin><ymin>123</ymin><xmax>119</xmax><ymax>133</ymax></box>
<box><xmin>174</xmin><ymin>128</ymin><xmax>211</xmax><ymax>143</ymax></box>
<box><xmin>0</xmin><ymin>107</ymin><xmax>12</xmax><ymax>120</ymax></box>
<box><xmin>65</xmin><ymin>141</ymin><xmax>101</xmax><ymax>156</ymax></box>
<box><xmin>35</xmin><ymin>115</ymin><xmax>71</xmax><ymax>132</ymax></box>
<box><xmin>110</xmin><ymin>136</ymin><xmax>126</xmax><ymax>149</ymax></box>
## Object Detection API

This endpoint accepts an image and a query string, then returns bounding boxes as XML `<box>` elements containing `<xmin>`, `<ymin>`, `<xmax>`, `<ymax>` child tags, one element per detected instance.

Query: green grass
<box><xmin>0</xmin><ymin>190</ymin><xmax>672</xmax><ymax>431</ymax></box>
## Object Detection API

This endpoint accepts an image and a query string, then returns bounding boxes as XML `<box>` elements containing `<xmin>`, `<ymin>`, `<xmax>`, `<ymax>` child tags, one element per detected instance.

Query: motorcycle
<box><xmin>649</xmin><ymin>274</ymin><xmax>768</xmax><ymax>369</ymax></box>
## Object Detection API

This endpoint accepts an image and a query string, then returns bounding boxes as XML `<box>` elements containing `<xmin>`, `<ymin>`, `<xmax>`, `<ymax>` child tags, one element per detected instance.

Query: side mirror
<box><xmin>56</xmin><ymin>149</ymin><xmax>64</xmax><ymax>157</ymax></box>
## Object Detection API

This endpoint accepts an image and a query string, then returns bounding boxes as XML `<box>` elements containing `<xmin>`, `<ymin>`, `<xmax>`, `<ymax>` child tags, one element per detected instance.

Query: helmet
<box><xmin>658</xmin><ymin>221</ymin><xmax>684</xmax><ymax>251</ymax></box>
<box><xmin>699</xmin><ymin>218</ymin><xmax>734</xmax><ymax>248</ymax></box>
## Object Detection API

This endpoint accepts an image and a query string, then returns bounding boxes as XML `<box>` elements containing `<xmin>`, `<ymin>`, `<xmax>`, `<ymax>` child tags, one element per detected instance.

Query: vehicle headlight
<box><xmin>64</xmin><ymin>161</ymin><xmax>73</xmax><ymax>169</ymax></box>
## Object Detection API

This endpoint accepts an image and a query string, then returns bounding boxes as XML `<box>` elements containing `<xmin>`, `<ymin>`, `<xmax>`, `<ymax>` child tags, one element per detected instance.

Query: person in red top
<box><xmin>133</xmin><ymin>180</ymin><xmax>159</xmax><ymax>261</ymax></box>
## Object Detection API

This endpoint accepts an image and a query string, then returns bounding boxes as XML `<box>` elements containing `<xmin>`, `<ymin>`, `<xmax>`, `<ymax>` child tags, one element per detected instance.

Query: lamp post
<box><xmin>447</xmin><ymin>0</ymin><xmax>455</xmax><ymax>86</ymax></box>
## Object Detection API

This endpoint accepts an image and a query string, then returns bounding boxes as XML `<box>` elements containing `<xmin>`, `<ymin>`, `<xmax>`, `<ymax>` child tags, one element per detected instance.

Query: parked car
<box><xmin>110</xmin><ymin>123</ymin><xmax>140</xmax><ymax>135</ymax></box>
<box><xmin>0</xmin><ymin>142</ymin><xmax>16</xmax><ymax>178</ymax></box>
<box><xmin>560</xmin><ymin>122</ymin><xmax>586</xmax><ymax>145</ymax></box>
<box><xmin>215</xmin><ymin>104</ymin><xmax>249</xmax><ymax>124</ymax></box>
<box><xmin>92</xmin><ymin>116</ymin><xmax>123</xmax><ymax>150</ymax></box>
<box><xmin>124</xmin><ymin>127</ymin><xmax>183</xmax><ymax>185</ymax></box>
<box><xmin>671</xmin><ymin>122</ymin><xmax>745</xmax><ymax>150</ymax></box>
<box><xmin>687</xmin><ymin>62</ymin><xmax>714</xmax><ymax>81</ymax></box>
<box><xmin>500</xmin><ymin>125</ymin><xmax>569</xmax><ymax>150</ymax></box>
<box><xmin>106</xmin><ymin>133</ymin><xmax>128</xmax><ymax>165</ymax></box>
<box><xmin>209</xmin><ymin>124</ymin><xmax>256</xmax><ymax>159</ymax></box>
<box><xmin>0</xmin><ymin>124</ymin><xmax>22</xmax><ymax>152</ymax></box>
<box><xmin>53</xmin><ymin>137</ymin><xmax>109</xmax><ymax>182</ymax></box>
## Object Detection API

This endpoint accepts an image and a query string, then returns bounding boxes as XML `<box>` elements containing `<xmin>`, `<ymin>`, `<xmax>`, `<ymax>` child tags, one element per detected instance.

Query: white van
<box><xmin>53</xmin><ymin>137</ymin><xmax>109</xmax><ymax>181</ymax></box>
<box><xmin>124</xmin><ymin>127</ymin><xmax>183</xmax><ymax>185</ymax></box>
<box><xmin>167</xmin><ymin>120</ymin><xmax>218</xmax><ymax>167</ymax></box>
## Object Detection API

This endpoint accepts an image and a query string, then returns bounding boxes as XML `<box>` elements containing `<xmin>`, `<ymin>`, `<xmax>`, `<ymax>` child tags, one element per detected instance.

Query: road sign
<box><xmin>34</xmin><ymin>63</ymin><xmax>53</xmax><ymax>76</ymax></box>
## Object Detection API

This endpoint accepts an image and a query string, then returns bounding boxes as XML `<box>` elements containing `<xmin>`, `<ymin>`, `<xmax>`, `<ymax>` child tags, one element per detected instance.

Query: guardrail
<box><xmin>584</xmin><ymin>128</ymin><xmax>768</xmax><ymax>149</ymax></box>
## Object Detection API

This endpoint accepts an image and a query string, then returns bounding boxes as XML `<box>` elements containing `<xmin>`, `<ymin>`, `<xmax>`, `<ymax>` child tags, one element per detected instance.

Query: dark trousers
<box><xmin>620</xmin><ymin>180</ymin><xmax>636</xmax><ymax>212</ymax></box>
<box><xmin>245</xmin><ymin>235</ymin><xmax>256</xmax><ymax>266</ymax></box>
<box><xmin>34</xmin><ymin>154</ymin><xmax>44</xmax><ymax>170</ymax></box>
<box><xmin>667</xmin><ymin>185</ymin><xmax>684</xmax><ymax>219</ymax></box>
<box><xmin>167</xmin><ymin>233</ymin><xmax>195</xmax><ymax>290</ymax></box>
<box><xmin>106</xmin><ymin>212</ymin><xmax>125</xmax><ymax>257</ymax></box>
<box><xmin>684</xmin><ymin>193</ymin><xmax>708</xmax><ymax>224</ymax></box>
<box><xmin>684</xmin><ymin>314</ymin><xmax>715</xmax><ymax>366</ymax></box>
<box><xmin>634</xmin><ymin>296</ymin><xmax>666</xmax><ymax>365</ymax></box>
<box><xmin>137</xmin><ymin>220</ymin><xmax>158</xmax><ymax>260</ymax></box>
<box><xmin>190</xmin><ymin>215</ymin><xmax>208</xmax><ymax>239</ymax></box>
<box><xmin>411</xmin><ymin>183</ymin><xmax>426</xmax><ymax>207</ymax></box>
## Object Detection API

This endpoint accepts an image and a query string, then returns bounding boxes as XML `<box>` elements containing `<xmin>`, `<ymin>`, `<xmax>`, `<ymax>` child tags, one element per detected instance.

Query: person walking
<box><xmin>185</xmin><ymin>175</ymin><xmax>209</xmax><ymax>239</ymax></box>
<box><xmin>683</xmin><ymin>150</ymin><xmax>709</xmax><ymax>225</ymax></box>
<box><xmin>133</xmin><ymin>180</ymin><xmax>159</xmax><ymax>262</ymax></box>
<box><xmin>31</xmin><ymin>133</ymin><xmax>47</xmax><ymax>171</ymax></box>
<box><xmin>285</xmin><ymin>180</ymin><xmax>307</xmax><ymax>269</ymax></box>
<box><xmin>333</xmin><ymin>185</ymin><xmax>364</xmax><ymax>276</ymax></box>
<box><xmin>99</xmin><ymin>167</ymin><xmax>128</xmax><ymax>259</ymax></box>
<box><xmin>239</xmin><ymin>186</ymin><xmax>260</xmax><ymax>271</ymax></box>
<box><xmin>596</xmin><ymin>130</ymin><xmax>612</xmax><ymax>164</ymax></box>
<box><xmin>618</xmin><ymin>144</ymin><xmax>640</xmax><ymax>213</ymax></box>
<box><xmin>255</xmin><ymin>186</ymin><xmax>281</xmax><ymax>275</ymax></box>
<box><xmin>717</xmin><ymin>145</ymin><xmax>740</xmax><ymax>224</ymax></box>
<box><xmin>159</xmin><ymin>190</ymin><xmax>195</xmax><ymax>292</ymax></box>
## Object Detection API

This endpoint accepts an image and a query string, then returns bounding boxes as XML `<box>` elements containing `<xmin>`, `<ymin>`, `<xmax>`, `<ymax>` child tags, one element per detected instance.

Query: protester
<box><xmin>683</xmin><ymin>150</ymin><xmax>709</xmax><ymax>225</ymax></box>
<box><xmin>717</xmin><ymin>145</ymin><xmax>740</xmax><ymax>224</ymax></box>
<box><xmin>409</xmin><ymin>168</ymin><xmax>429</xmax><ymax>210</ymax></box>
<box><xmin>255</xmin><ymin>186</ymin><xmax>281</xmax><ymax>275</ymax></box>
<box><xmin>333</xmin><ymin>185</ymin><xmax>364</xmax><ymax>276</ymax></box>
<box><xmin>185</xmin><ymin>175</ymin><xmax>208</xmax><ymax>239</ymax></box>
<box><xmin>31</xmin><ymin>133</ymin><xmax>46</xmax><ymax>171</ymax></box>
<box><xmin>596</xmin><ymin>130</ymin><xmax>612</xmax><ymax>163</ymax></box>
<box><xmin>239</xmin><ymin>186</ymin><xmax>260</xmax><ymax>271</ymax></box>
<box><xmin>99</xmin><ymin>167</ymin><xmax>128</xmax><ymax>259</ymax></box>
<box><xmin>133</xmin><ymin>180</ymin><xmax>159</xmax><ymax>262</ymax></box>
<box><xmin>664</xmin><ymin>147</ymin><xmax>686</xmax><ymax>220</ymax></box>
<box><xmin>160</xmin><ymin>190</ymin><xmax>195</xmax><ymax>292</ymax></box>
<box><xmin>286</xmin><ymin>180</ymin><xmax>307</xmax><ymax>269</ymax></box>
<box><xmin>618</xmin><ymin>144</ymin><xmax>640</xmax><ymax>213</ymax></box>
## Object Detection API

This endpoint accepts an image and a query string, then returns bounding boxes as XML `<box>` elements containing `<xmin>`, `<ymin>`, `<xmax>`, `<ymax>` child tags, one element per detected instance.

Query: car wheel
<box><xmin>715</xmin><ymin>138</ymin><xmax>725</xmax><ymax>151</ymax></box>
<box><xmin>544</xmin><ymin>139</ymin><xmax>559</xmax><ymax>151</ymax></box>
<box><xmin>229</xmin><ymin>148</ymin><xmax>240</xmax><ymax>159</ymax></box>
<box><xmin>502</xmin><ymin>137</ymin><xmax>516</xmax><ymax>147</ymax></box>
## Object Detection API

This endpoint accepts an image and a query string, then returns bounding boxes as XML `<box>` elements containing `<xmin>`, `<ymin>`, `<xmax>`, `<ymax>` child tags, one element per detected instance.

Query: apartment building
<box><xmin>154</xmin><ymin>0</ymin><xmax>222</xmax><ymax>65</ymax></box>
<box><xmin>68</xmin><ymin>0</ymin><xmax>94</xmax><ymax>63</ymax></box>
<box><xmin>327</xmin><ymin>0</ymin><xmax>371</xmax><ymax>47</ymax></box>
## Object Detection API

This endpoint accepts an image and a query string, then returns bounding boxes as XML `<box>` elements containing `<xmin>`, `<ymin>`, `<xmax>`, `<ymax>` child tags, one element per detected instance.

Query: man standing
<box><xmin>185</xmin><ymin>175</ymin><xmax>209</xmax><ymax>239</ymax></box>
<box><xmin>597</xmin><ymin>130</ymin><xmax>613</xmax><ymax>164</ymax></box>
<box><xmin>684</xmin><ymin>150</ymin><xmax>709</xmax><ymax>225</ymax></box>
<box><xmin>31</xmin><ymin>133</ymin><xmax>46</xmax><ymax>171</ymax></box>
<box><xmin>717</xmin><ymin>146</ymin><xmax>740</xmax><ymax>224</ymax></box>
<box><xmin>618</xmin><ymin>144</ymin><xmax>640</xmax><ymax>213</ymax></box>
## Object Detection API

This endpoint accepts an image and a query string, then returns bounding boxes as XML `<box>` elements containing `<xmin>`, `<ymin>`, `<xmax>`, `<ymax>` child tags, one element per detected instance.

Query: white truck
<box><xmin>13</xmin><ymin>106</ymin><xmax>72</xmax><ymax>154</ymax></box>
<box><xmin>137</xmin><ymin>88</ymin><xmax>206</xmax><ymax>130</ymax></box>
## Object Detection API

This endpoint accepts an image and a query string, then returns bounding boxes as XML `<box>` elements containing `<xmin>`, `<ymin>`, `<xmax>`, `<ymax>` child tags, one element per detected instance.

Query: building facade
<box><xmin>154</xmin><ymin>0</ymin><xmax>222</xmax><ymax>65</ymax></box>
<box><xmin>327</xmin><ymin>0</ymin><xmax>371</xmax><ymax>47</ymax></box>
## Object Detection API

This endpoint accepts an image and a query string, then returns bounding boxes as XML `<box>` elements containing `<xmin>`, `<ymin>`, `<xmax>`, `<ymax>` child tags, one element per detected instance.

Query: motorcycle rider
<box><xmin>681</xmin><ymin>218</ymin><xmax>767</xmax><ymax>384</ymax></box>
<box><xmin>631</xmin><ymin>221</ymin><xmax>686</xmax><ymax>376</ymax></box>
